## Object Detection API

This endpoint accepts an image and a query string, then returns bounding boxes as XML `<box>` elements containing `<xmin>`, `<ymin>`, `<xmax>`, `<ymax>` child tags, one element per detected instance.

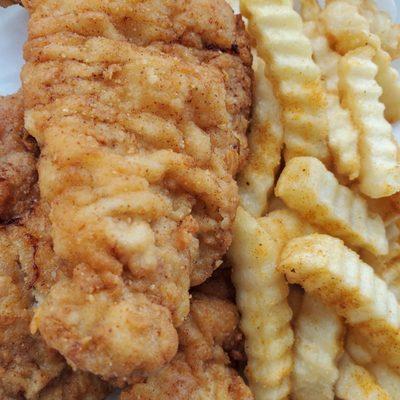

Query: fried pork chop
<box><xmin>22</xmin><ymin>0</ymin><xmax>252</xmax><ymax>383</ymax></box>
<box><xmin>121</xmin><ymin>293</ymin><xmax>253</xmax><ymax>400</ymax></box>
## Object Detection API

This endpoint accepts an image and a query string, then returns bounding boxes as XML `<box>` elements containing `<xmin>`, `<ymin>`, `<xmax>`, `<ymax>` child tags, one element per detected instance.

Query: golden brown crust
<box><xmin>121</xmin><ymin>293</ymin><xmax>253</xmax><ymax>400</ymax></box>
<box><xmin>22</xmin><ymin>0</ymin><xmax>251</xmax><ymax>383</ymax></box>
<box><xmin>0</xmin><ymin>93</ymin><xmax>38</xmax><ymax>223</ymax></box>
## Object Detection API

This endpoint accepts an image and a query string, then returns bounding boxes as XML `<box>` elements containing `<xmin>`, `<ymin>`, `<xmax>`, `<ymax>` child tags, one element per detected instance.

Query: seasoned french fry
<box><xmin>300</xmin><ymin>0</ymin><xmax>321</xmax><ymax>22</ymax></box>
<box><xmin>335</xmin><ymin>353</ymin><xmax>391</xmax><ymax>399</ymax></box>
<box><xmin>238</xmin><ymin>57</ymin><xmax>283</xmax><ymax>217</ymax></box>
<box><xmin>279</xmin><ymin>233</ymin><xmax>400</xmax><ymax>374</ymax></box>
<box><xmin>303</xmin><ymin>20</ymin><xmax>340</xmax><ymax>93</ymax></box>
<box><xmin>347</xmin><ymin>330</ymin><xmax>400</xmax><ymax>399</ymax></box>
<box><xmin>378</xmin><ymin>260</ymin><xmax>400</xmax><ymax>302</ymax></box>
<box><xmin>292</xmin><ymin>294</ymin><xmax>343</xmax><ymax>400</ymax></box>
<box><xmin>229</xmin><ymin>207</ymin><xmax>294</xmax><ymax>400</ymax></box>
<box><xmin>275</xmin><ymin>157</ymin><xmax>388</xmax><ymax>255</ymax></box>
<box><xmin>360</xmin><ymin>0</ymin><xmax>400</xmax><ymax>59</ymax></box>
<box><xmin>339</xmin><ymin>46</ymin><xmax>400</xmax><ymax>198</ymax></box>
<box><xmin>258</xmin><ymin>208</ymin><xmax>316</xmax><ymax>244</ymax></box>
<box><xmin>302</xmin><ymin>21</ymin><xmax>360</xmax><ymax>179</ymax></box>
<box><xmin>321</xmin><ymin>0</ymin><xmax>380</xmax><ymax>55</ymax></box>
<box><xmin>240</xmin><ymin>0</ymin><xmax>330</xmax><ymax>164</ymax></box>
<box><xmin>325</xmin><ymin>94</ymin><xmax>360</xmax><ymax>180</ymax></box>
<box><xmin>374</xmin><ymin>48</ymin><xmax>400</xmax><ymax>123</ymax></box>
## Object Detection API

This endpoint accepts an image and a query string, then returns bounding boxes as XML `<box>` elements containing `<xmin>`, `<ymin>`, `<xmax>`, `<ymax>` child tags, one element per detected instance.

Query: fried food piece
<box><xmin>238</xmin><ymin>56</ymin><xmax>283</xmax><ymax>217</ymax></box>
<box><xmin>229</xmin><ymin>208</ymin><xmax>316</xmax><ymax>400</ymax></box>
<box><xmin>22</xmin><ymin>0</ymin><xmax>252</xmax><ymax>383</ymax></box>
<box><xmin>121</xmin><ymin>293</ymin><xmax>253</xmax><ymax>400</ymax></box>
<box><xmin>374</xmin><ymin>48</ymin><xmax>400</xmax><ymax>123</ymax></box>
<box><xmin>302</xmin><ymin>19</ymin><xmax>360</xmax><ymax>180</ymax></box>
<box><xmin>339</xmin><ymin>45</ymin><xmax>400</xmax><ymax>198</ymax></box>
<box><xmin>279</xmin><ymin>233</ymin><xmax>400</xmax><ymax>374</ymax></box>
<box><xmin>38</xmin><ymin>369</ymin><xmax>111</xmax><ymax>400</ymax></box>
<box><xmin>321</xmin><ymin>0</ymin><xmax>380</xmax><ymax>55</ymax></box>
<box><xmin>0</xmin><ymin>93</ymin><xmax>37</xmax><ymax>222</ymax></box>
<box><xmin>0</xmin><ymin>224</ymin><xmax>111</xmax><ymax>400</ymax></box>
<box><xmin>241</xmin><ymin>0</ymin><xmax>330</xmax><ymax>164</ymax></box>
<box><xmin>335</xmin><ymin>353</ymin><xmax>390</xmax><ymax>400</ymax></box>
<box><xmin>346</xmin><ymin>330</ymin><xmax>400</xmax><ymax>399</ymax></box>
<box><xmin>0</xmin><ymin>93</ymin><xmax>109</xmax><ymax>400</ymax></box>
<box><xmin>275</xmin><ymin>157</ymin><xmax>388</xmax><ymax>256</ymax></box>
<box><xmin>292</xmin><ymin>294</ymin><xmax>343</xmax><ymax>400</ymax></box>
<box><xmin>359</xmin><ymin>0</ymin><xmax>400</xmax><ymax>59</ymax></box>
<box><xmin>0</xmin><ymin>226</ymin><xmax>64</xmax><ymax>399</ymax></box>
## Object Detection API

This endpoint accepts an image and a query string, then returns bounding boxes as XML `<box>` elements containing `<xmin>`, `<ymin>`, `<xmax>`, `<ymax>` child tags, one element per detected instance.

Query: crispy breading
<box><xmin>0</xmin><ymin>94</ymin><xmax>111</xmax><ymax>400</ymax></box>
<box><xmin>0</xmin><ymin>93</ymin><xmax>37</xmax><ymax>223</ymax></box>
<box><xmin>121</xmin><ymin>293</ymin><xmax>253</xmax><ymax>400</ymax></box>
<box><xmin>0</xmin><ymin>223</ymin><xmax>111</xmax><ymax>400</ymax></box>
<box><xmin>22</xmin><ymin>0</ymin><xmax>251</xmax><ymax>383</ymax></box>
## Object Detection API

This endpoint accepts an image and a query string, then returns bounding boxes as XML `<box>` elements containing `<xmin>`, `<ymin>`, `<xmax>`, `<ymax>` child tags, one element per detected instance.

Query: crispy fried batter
<box><xmin>121</xmin><ymin>293</ymin><xmax>253</xmax><ymax>400</ymax></box>
<box><xmin>0</xmin><ymin>222</ymin><xmax>111</xmax><ymax>400</ymax></box>
<box><xmin>0</xmin><ymin>95</ymin><xmax>110</xmax><ymax>400</ymax></box>
<box><xmin>22</xmin><ymin>0</ymin><xmax>251</xmax><ymax>383</ymax></box>
<box><xmin>0</xmin><ymin>93</ymin><xmax>37</xmax><ymax>223</ymax></box>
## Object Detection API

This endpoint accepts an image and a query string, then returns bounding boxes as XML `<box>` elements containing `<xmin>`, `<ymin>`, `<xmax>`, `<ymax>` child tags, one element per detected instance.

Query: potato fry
<box><xmin>321</xmin><ymin>0</ymin><xmax>380</xmax><ymax>55</ymax></box>
<box><xmin>300</xmin><ymin>0</ymin><xmax>321</xmax><ymax>22</ymax></box>
<box><xmin>339</xmin><ymin>46</ymin><xmax>400</xmax><ymax>198</ymax></box>
<box><xmin>292</xmin><ymin>294</ymin><xmax>344</xmax><ymax>400</ymax></box>
<box><xmin>279</xmin><ymin>233</ymin><xmax>400</xmax><ymax>374</ymax></box>
<box><xmin>258</xmin><ymin>208</ymin><xmax>316</xmax><ymax>243</ymax></box>
<box><xmin>335</xmin><ymin>353</ymin><xmax>391</xmax><ymax>399</ymax></box>
<box><xmin>347</xmin><ymin>330</ymin><xmax>400</xmax><ymax>399</ymax></box>
<box><xmin>302</xmin><ymin>20</ymin><xmax>340</xmax><ymax>94</ymax></box>
<box><xmin>379</xmin><ymin>260</ymin><xmax>400</xmax><ymax>303</ymax></box>
<box><xmin>374</xmin><ymin>48</ymin><xmax>400</xmax><ymax>123</ymax></box>
<box><xmin>275</xmin><ymin>157</ymin><xmax>388</xmax><ymax>255</ymax></box>
<box><xmin>302</xmin><ymin>21</ymin><xmax>360</xmax><ymax>179</ymax></box>
<box><xmin>229</xmin><ymin>207</ymin><xmax>294</xmax><ymax>400</ymax></box>
<box><xmin>238</xmin><ymin>57</ymin><xmax>283</xmax><ymax>217</ymax></box>
<box><xmin>359</xmin><ymin>0</ymin><xmax>400</xmax><ymax>59</ymax></box>
<box><xmin>240</xmin><ymin>0</ymin><xmax>330</xmax><ymax>164</ymax></box>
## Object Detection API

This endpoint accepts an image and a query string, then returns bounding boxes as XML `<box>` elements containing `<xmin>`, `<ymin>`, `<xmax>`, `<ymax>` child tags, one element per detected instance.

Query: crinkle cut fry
<box><xmin>374</xmin><ymin>48</ymin><xmax>400</xmax><ymax>123</ymax></box>
<box><xmin>278</xmin><ymin>233</ymin><xmax>400</xmax><ymax>375</ymax></box>
<box><xmin>228</xmin><ymin>207</ymin><xmax>293</xmax><ymax>400</ymax></box>
<box><xmin>292</xmin><ymin>294</ymin><xmax>343</xmax><ymax>400</ymax></box>
<box><xmin>302</xmin><ymin>20</ymin><xmax>360</xmax><ymax>180</ymax></box>
<box><xmin>359</xmin><ymin>0</ymin><xmax>400</xmax><ymax>59</ymax></box>
<box><xmin>238</xmin><ymin>56</ymin><xmax>283</xmax><ymax>217</ymax></box>
<box><xmin>321</xmin><ymin>0</ymin><xmax>380</xmax><ymax>55</ymax></box>
<box><xmin>22</xmin><ymin>0</ymin><xmax>252</xmax><ymax>384</ymax></box>
<box><xmin>275</xmin><ymin>157</ymin><xmax>388</xmax><ymax>256</ymax></box>
<box><xmin>346</xmin><ymin>329</ymin><xmax>400</xmax><ymax>399</ymax></box>
<box><xmin>240</xmin><ymin>0</ymin><xmax>330</xmax><ymax>164</ymax></box>
<box><xmin>335</xmin><ymin>353</ymin><xmax>391</xmax><ymax>399</ymax></box>
<box><xmin>339</xmin><ymin>45</ymin><xmax>400</xmax><ymax>198</ymax></box>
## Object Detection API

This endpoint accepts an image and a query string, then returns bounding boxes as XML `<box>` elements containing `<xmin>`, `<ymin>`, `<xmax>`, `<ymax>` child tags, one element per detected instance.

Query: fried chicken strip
<box><xmin>121</xmin><ymin>292</ymin><xmax>253</xmax><ymax>400</ymax></box>
<box><xmin>0</xmin><ymin>94</ymin><xmax>37</xmax><ymax>223</ymax></box>
<box><xmin>0</xmin><ymin>94</ymin><xmax>111</xmax><ymax>399</ymax></box>
<box><xmin>22</xmin><ymin>0</ymin><xmax>251</xmax><ymax>384</ymax></box>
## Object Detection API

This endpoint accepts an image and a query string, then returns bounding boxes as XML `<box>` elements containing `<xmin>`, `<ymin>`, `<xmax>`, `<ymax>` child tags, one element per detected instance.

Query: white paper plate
<box><xmin>0</xmin><ymin>2</ymin><xmax>399</xmax><ymax>400</ymax></box>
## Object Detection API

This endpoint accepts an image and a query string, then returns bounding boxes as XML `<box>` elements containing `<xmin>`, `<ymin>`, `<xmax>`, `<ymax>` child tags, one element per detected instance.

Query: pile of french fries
<box><xmin>229</xmin><ymin>0</ymin><xmax>400</xmax><ymax>398</ymax></box>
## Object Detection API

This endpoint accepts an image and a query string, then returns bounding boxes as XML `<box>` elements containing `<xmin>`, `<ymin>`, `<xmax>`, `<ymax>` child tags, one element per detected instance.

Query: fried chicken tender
<box><xmin>0</xmin><ymin>223</ymin><xmax>111</xmax><ymax>400</ymax></box>
<box><xmin>0</xmin><ymin>94</ymin><xmax>37</xmax><ymax>223</ymax></box>
<box><xmin>0</xmin><ymin>94</ymin><xmax>111</xmax><ymax>400</ymax></box>
<box><xmin>121</xmin><ymin>293</ymin><xmax>253</xmax><ymax>400</ymax></box>
<box><xmin>22</xmin><ymin>0</ymin><xmax>252</xmax><ymax>384</ymax></box>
